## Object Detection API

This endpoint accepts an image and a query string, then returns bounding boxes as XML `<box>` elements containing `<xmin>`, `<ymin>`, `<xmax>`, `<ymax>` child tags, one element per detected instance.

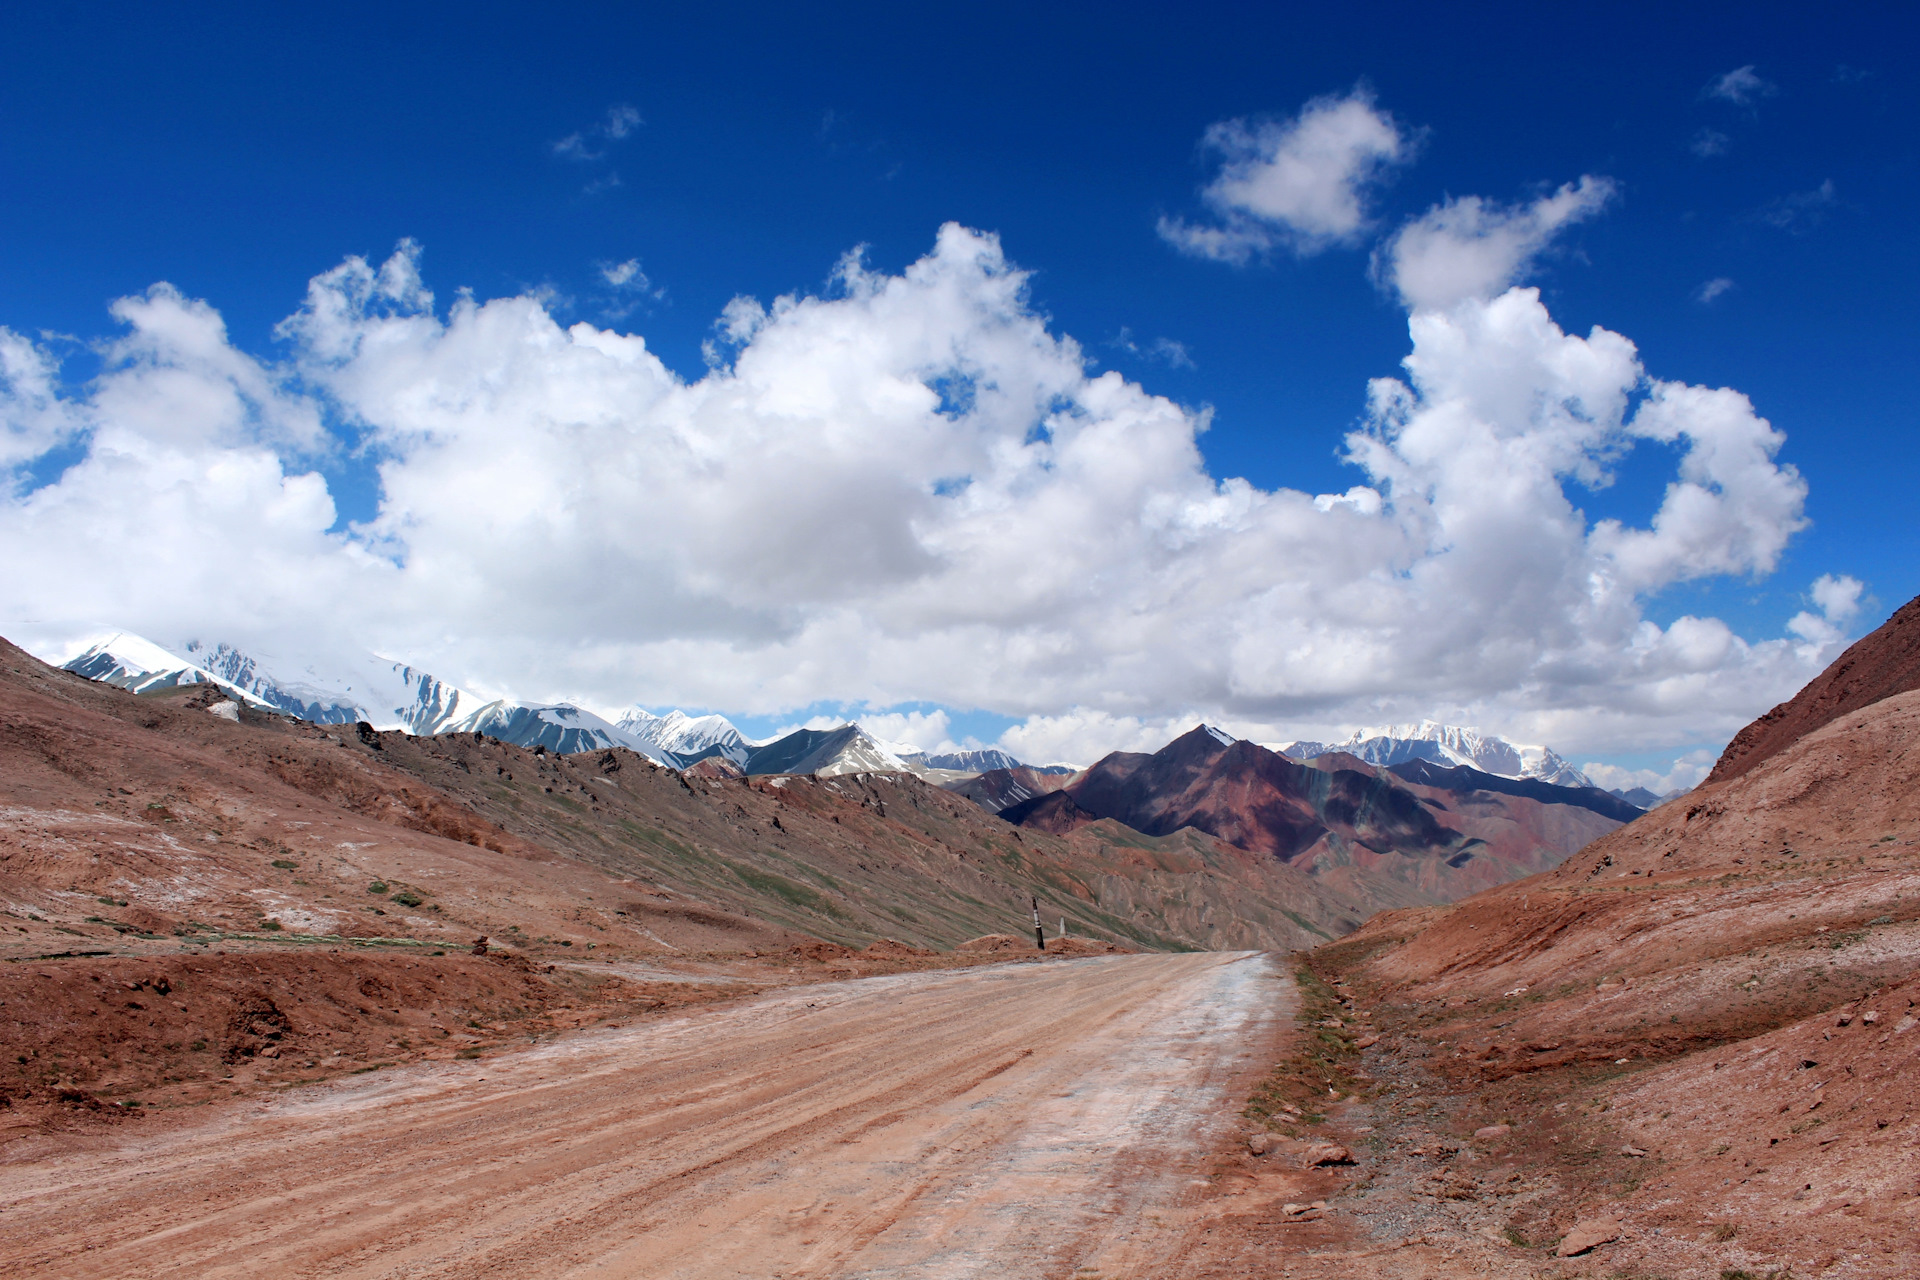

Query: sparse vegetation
<box><xmin>1245</xmin><ymin>964</ymin><xmax>1364</xmax><ymax>1130</ymax></box>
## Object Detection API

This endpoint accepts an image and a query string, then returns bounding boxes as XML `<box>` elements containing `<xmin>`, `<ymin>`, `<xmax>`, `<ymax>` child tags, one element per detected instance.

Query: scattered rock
<box><xmin>1621</xmin><ymin>1145</ymin><xmax>1648</xmax><ymax>1157</ymax></box>
<box><xmin>1303</xmin><ymin>1142</ymin><xmax>1353</xmax><ymax>1167</ymax></box>
<box><xmin>1861</xmin><ymin>1010</ymin><xmax>1880</xmax><ymax>1025</ymax></box>
<box><xmin>1354</xmin><ymin>1033</ymin><xmax>1381</xmax><ymax>1048</ymax></box>
<box><xmin>1555</xmin><ymin>1216</ymin><xmax>1622</xmax><ymax>1257</ymax></box>
<box><xmin>1474</xmin><ymin>1123</ymin><xmax>1512</xmax><ymax>1140</ymax></box>
<box><xmin>1247</xmin><ymin>1132</ymin><xmax>1270</xmax><ymax>1156</ymax></box>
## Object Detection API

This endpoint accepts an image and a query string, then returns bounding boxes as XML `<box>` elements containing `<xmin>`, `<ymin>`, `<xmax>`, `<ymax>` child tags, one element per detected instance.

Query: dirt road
<box><xmin>0</xmin><ymin>952</ymin><xmax>1285</xmax><ymax>1278</ymax></box>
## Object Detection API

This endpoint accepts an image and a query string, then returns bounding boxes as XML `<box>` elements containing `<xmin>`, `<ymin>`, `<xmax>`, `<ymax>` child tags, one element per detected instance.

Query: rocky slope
<box><xmin>945</xmin><ymin>764</ymin><xmax>1075</xmax><ymax>814</ymax></box>
<box><xmin>1707</xmin><ymin>591</ymin><xmax>1920</xmax><ymax>785</ymax></box>
<box><xmin>1305</xmin><ymin>593</ymin><xmax>1920</xmax><ymax>1277</ymax></box>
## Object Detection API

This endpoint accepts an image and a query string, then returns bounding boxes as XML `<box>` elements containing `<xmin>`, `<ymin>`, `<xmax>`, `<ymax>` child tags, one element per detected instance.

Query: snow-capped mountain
<box><xmin>743</xmin><ymin>724</ymin><xmax>912</xmax><ymax>777</ymax></box>
<box><xmin>616</xmin><ymin>709</ymin><xmax>752</xmax><ymax>765</ymax></box>
<box><xmin>1276</xmin><ymin>720</ymin><xmax>1594</xmax><ymax>789</ymax></box>
<box><xmin>61</xmin><ymin>632</ymin><xmax>478</xmax><ymax>732</ymax></box>
<box><xmin>63</xmin><ymin>633</ymin><xmax>273</xmax><ymax>708</ymax></box>
<box><xmin>175</xmin><ymin>638</ymin><xmax>479</xmax><ymax>736</ymax></box>
<box><xmin>444</xmin><ymin>701</ymin><xmax>672</xmax><ymax>758</ymax></box>
<box><xmin>896</xmin><ymin>747</ymin><xmax>1020</xmax><ymax>773</ymax></box>
<box><xmin>59</xmin><ymin>630</ymin><xmax>1047</xmax><ymax>780</ymax></box>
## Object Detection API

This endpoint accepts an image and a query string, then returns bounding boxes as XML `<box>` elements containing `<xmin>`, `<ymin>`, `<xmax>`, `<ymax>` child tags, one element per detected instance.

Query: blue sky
<box><xmin>2</xmin><ymin>2</ymin><xmax>1914</xmax><ymax>784</ymax></box>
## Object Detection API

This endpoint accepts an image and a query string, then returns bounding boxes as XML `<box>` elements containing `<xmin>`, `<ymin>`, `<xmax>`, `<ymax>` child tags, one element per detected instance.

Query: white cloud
<box><xmin>1111</xmin><ymin>328</ymin><xmax>1195</xmax><ymax>369</ymax></box>
<box><xmin>599</xmin><ymin>259</ymin><xmax>647</xmax><ymax>289</ymax></box>
<box><xmin>0</xmin><ymin>225</ymin><xmax>1851</xmax><ymax>769</ymax></box>
<box><xmin>1581</xmin><ymin>749</ymin><xmax>1716</xmax><ymax>796</ymax></box>
<box><xmin>1703</xmin><ymin>66</ymin><xmax>1777</xmax><ymax>107</ymax></box>
<box><xmin>552</xmin><ymin>104</ymin><xmax>643</xmax><ymax>162</ymax></box>
<box><xmin>1758</xmin><ymin>180</ymin><xmax>1837</xmax><ymax>234</ymax></box>
<box><xmin>1159</xmin><ymin>90</ymin><xmax>1413</xmax><ymax>262</ymax></box>
<box><xmin>768</xmin><ymin>709</ymin><xmax>954</xmax><ymax>755</ymax></box>
<box><xmin>998</xmin><ymin>710</ymin><xmax>1210</xmax><ymax>768</ymax></box>
<box><xmin>1690</xmin><ymin>128</ymin><xmax>1731</xmax><ymax>157</ymax></box>
<box><xmin>1378</xmin><ymin>176</ymin><xmax>1614</xmax><ymax>312</ymax></box>
<box><xmin>1787</xmin><ymin>573</ymin><xmax>1866</xmax><ymax>648</ymax></box>
<box><xmin>1</xmin><ymin>328</ymin><xmax>84</xmax><ymax>468</ymax></box>
<box><xmin>1695</xmin><ymin>277</ymin><xmax>1735</xmax><ymax>304</ymax></box>
<box><xmin>1810</xmin><ymin>572</ymin><xmax>1865</xmax><ymax>624</ymax></box>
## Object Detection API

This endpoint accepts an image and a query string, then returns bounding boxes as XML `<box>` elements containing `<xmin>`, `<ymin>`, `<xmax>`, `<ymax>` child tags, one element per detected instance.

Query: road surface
<box><xmin>0</xmin><ymin>951</ymin><xmax>1286</xmax><ymax>1278</ymax></box>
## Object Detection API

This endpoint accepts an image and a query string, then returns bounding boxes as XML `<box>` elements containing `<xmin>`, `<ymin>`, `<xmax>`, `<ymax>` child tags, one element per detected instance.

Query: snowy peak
<box><xmin>742</xmin><ymin>723</ymin><xmax>912</xmax><ymax>777</ymax></box>
<box><xmin>445</xmin><ymin>700</ymin><xmax>670</xmax><ymax>759</ymax></box>
<box><xmin>63</xmin><ymin>633</ymin><xmax>271</xmax><ymax>707</ymax></box>
<box><xmin>618</xmin><ymin>708</ymin><xmax>751</xmax><ymax>765</ymax></box>
<box><xmin>904</xmin><ymin>748</ymin><xmax>1024</xmax><ymax>773</ymax></box>
<box><xmin>760</xmin><ymin>724</ymin><xmax>909</xmax><ymax>776</ymax></box>
<box><xmin>61</xmin><ymin>631</ymin><xmax>484</xmax><ymax>736</ymax></box>
<box><xmin>176</xmin><ymin>638</ymin><xmax>480</xmax><ymax>736</ymax></box>
<box><xmin>1278</xmin><ymin>719</ymin><xmax>1593</xmax><ymax>789</ymax></box>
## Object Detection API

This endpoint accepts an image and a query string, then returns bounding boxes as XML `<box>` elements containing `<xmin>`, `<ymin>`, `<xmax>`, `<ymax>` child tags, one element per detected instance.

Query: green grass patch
<box><xmin>729</xmin><ymin>864</ymin><xmax>837</xmax><ymax>916</ymax></box>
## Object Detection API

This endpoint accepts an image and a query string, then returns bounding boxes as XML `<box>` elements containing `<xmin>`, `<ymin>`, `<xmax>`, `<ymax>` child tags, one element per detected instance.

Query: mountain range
<box><xmin>992</xmin><ymin>725</ymin><xmax>1636</xmax><ymax>907</ymax></box>
<box><xmin>1276</xmin><ymin>719</ymin><xmax>1593</xmax><ymax>788</ymax></box>
<box><xmin>59</xmin><ymin>630</ymin><xmax>1635</xmax><ymax>831</ymax></box>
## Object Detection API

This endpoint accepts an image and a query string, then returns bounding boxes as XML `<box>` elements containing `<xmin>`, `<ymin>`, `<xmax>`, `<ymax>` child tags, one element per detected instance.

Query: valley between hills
<box><xmin>1</xmin><ymin>598</ymin><xmax>1917</xmax><ymax>1277</ymax></box>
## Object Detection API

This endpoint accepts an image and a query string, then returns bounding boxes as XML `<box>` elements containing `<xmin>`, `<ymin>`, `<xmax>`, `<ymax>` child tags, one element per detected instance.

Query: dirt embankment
<box><xmin>1246</xmin><ymin>631</ymin><xmax>1920</xmax><ymax>1276</ymax></box>
<box><xmin>0</xmin><ymin>936</ymin><xmax>1053</xmax><ymax>1135</ymax></box>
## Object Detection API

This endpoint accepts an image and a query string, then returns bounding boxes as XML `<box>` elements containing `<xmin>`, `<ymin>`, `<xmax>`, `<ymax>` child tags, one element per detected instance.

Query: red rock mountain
<box><xmin>944</xmin><ymin>765</ymin><xmax>1072</xmax><ymax>815</ymax></box>
<box><xmin>1001</xmin><ymin>726</ymin><xmax>1630</xmax><ymax>906</ymax></box>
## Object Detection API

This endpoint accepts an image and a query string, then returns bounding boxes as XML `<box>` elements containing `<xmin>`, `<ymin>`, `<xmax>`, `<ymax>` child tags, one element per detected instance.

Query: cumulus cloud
<box><xmin>1378</xmin><ymin>176</ymin><xmax>1614</xmax><ymax>312</ymax></box>
<box><xmin>1159</xmin><ymin>90</ymin><xmax>1413</xmax><ymax>262</ymax></box>
<box><xmin>1787</xmin><ymin>573</ymin><xmax>1866</xmax><ymax>648</ymax></box>
<box><xmin>1</xmin><ymin>329</ymin><xmax>84</xmax><ymax>469</ymax></box>
<box><xmin>776</xmin><ymin>708</ymin><xmax>956</xmax><ymax>755</ymax></box>
<box><xmin>1580</xmin><ymin>749</ymin><xmax>1717</xmax><ymax>797</ymax></box>
<box><xmin>0</xmin><ymin>224</ymin><xmax>1850</xmax><ymax>767</ymax></box>
<box><xmin>1703</xmin><ymin>65</ymin><xmax>1777</xmax><ymax>107</ymax></box>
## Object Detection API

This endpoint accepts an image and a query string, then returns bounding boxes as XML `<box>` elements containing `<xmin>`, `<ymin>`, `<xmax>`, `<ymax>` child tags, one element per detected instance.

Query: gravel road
<box><xmin>0</xmin><ymin>951</ymin><xmax>1284</xmax><ymax>1278</ymax></box>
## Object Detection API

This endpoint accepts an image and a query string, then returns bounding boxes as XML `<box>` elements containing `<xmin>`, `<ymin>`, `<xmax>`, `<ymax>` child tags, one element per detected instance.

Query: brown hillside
<box><xmin>1301</xmin><ymin>622</ymin><xmax>1920</xmax><ymax>1276</ymax></box>
<box><xmin>1708</xmin><ymin>590</ymin><xmax>1920</xmax><ymax>784</ymax></box>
